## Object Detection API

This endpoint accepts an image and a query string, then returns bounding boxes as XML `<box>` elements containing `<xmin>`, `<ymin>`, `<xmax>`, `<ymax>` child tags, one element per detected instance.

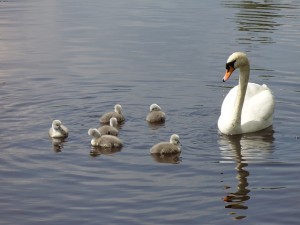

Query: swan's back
<box><xmin>221</xmin><ymin>83</ymin><xmax>272</xmax><ymax>112</ymax></box>
<box><xmin>242</xmin><ymin>83</ymin><xmax>274</xmax><ymax>121</ymax></box>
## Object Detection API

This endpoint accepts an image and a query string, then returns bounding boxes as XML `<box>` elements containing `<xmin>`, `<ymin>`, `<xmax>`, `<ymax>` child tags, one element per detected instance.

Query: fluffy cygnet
<box><xmin>49</xmin><ymin>120</ymin><xmax>69</xmax><ymax>138</ymax></box>
<box><xmin>100</xmin><ymin>104</ymin><xmax>125</xmax><ymax>124</ymax></box>
<box><xmin>88</xmin><ymin>128</ymin><xmax>123</xmax><ymax>148</ymax></box>
<box><xmin>150</xmin><ymin>134</ymin><xmax>181</xmax><ymax>154</ymax></box>
<box><xmin>98</xmin><ymin>117</ymin><xmax>119</xmax><ymax>136</ymax></box>
<box><xmin>146</xmin><ymin>103</ymin><xmax>166</xmax><ymax>123</ymax></box>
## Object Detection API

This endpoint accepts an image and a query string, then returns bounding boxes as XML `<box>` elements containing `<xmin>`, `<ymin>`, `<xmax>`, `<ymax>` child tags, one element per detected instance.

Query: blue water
<box><xmin>0</xmin><ymin>1</ymin><xmax>300</xmax><ymax>224</ymax></box>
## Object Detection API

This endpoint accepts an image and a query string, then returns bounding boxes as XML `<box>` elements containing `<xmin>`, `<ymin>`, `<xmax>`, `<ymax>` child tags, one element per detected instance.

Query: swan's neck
<box><xmin>232</xmin><ymin>65</ymin><xmax>249</xmax><ymax>129</ymax></box>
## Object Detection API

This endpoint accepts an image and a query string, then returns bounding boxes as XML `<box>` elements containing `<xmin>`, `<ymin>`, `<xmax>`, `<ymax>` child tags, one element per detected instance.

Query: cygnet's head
<box><xmin>52</xmin><ymin>120</ymin><xmax>62</xmax><ymax>130</ymax></box>
<box><xmin>149</xmin><ymin>103</ymin><xmax>161</xmax><ymax>112</ymax></box>
<box><xmin>110</xmin><ymin>117</ymin><xmax>118</xmax><ymax>128</ymax></box>
<box><xmin>114</xmin><ymin>104</ymin><xmax>123</xmax><ymax>114</ymax></box>
<box><xmin>170</xmin><ymin>134</ymin><xmax>180</xmax><ymax>145</ymax></box>
<box><xmin>88</xmin><ymin>128</ymin><xmax>101</xmax><ymax>138</ymax></box>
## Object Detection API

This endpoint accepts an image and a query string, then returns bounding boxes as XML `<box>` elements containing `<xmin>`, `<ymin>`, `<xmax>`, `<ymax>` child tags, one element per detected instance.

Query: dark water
<box><xmin>1</xmin><ymin>1</ymin><xmax>300</xmax><ymax>224</ymax></box>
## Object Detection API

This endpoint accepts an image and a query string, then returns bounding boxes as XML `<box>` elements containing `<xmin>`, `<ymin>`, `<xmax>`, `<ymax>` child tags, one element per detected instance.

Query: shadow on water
<box><xmin>218</xmin><ymin>127</ymin><xmax>275</xmax><ymax>220</ymax></box>
<box><xmin>222</xmin><ymin>0</ymin><xmax>299</xmax><ymax>44</ymax></box>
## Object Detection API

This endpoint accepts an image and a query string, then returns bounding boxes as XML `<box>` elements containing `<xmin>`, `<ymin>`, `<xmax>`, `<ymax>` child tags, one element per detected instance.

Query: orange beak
<box><xmin>223</xmin><ymin>66</ymin><xmax>235</xmax><ymax>82</ymax></box>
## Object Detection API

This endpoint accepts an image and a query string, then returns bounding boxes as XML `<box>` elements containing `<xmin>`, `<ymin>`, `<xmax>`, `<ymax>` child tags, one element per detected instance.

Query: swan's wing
<box><xmin>242</xmin><ymin>83</ymin><xmax>275</xmax><ymax>123</ymax></box>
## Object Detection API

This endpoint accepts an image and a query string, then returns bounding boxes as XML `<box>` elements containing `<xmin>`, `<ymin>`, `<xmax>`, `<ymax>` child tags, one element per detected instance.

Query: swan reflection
<box><xmin>218</xmin><ymin>127</ymin><xmax>275</xmax><ymax>220</ymax></box>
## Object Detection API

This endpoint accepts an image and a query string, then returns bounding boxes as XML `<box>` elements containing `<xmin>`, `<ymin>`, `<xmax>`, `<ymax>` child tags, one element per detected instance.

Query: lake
<box><xmin>0</xmin><ymin>1</ymin><xmax>300</xmax><ymax>224</ymax></box>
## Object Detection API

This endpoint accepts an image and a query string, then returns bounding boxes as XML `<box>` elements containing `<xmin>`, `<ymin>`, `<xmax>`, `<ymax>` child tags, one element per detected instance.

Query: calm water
<box><xmin>0</xmin><ymin>1</ymin><xmax>300</xmax><ymax>224</ymax></box>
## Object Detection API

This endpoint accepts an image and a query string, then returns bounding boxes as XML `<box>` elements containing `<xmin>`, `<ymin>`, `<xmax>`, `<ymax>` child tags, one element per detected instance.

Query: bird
<box><xmin>146</xmin><ymin>103</ymin><xmax>166</xmax><ymax>123</ymax></box>
<box><xmin>99</xmin><ymin>104</ymin><xmax>125</xmax><ymax>124</ymax></box>
<box><xmin>98</xmin><ymin>117</ymin><xmax>119</xmax><ymax>136</ymax></box>
<box><xmin>49</xmin><ymin>120</ymin><xmax>69</xmax><ymax>138</ymax></box>
<box><xmin>218</xmin><ymin>52</ymin><xmax>275</xmax><ymax>135</ymax></box>
<box><xmin>88</xmin><ymin>128</ymin><xmax>123</xmax><ymax>148</ymax></box>
<box><xmin>150</xmin><ymin>134</ymin><xmax>181</xmax><ymax>154</ymax></box>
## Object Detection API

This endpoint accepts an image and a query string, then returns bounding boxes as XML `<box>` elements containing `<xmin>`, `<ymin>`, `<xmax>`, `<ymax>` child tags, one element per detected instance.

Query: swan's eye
<box><xmin>226</xmin><ymin>60</ymin><xmax>236</xmax><ymax>72</ymax></box>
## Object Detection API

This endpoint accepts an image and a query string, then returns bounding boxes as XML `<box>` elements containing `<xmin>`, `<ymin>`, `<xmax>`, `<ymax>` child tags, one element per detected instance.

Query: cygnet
<box><xmin>146</xmin><ymin>103</ymin><xmax>166</xmax><ymax>123</ymax></box>
<box><xmin>49</xmin><ymin>120</ymin><xmax>69</xmax><ymax>138</ymax></box>
<box><xmin>88</xmin><ymin>128</ymin><xmax>123</xmax><ymax>148</ymax></box>
<box><xmin>150</xmin><ymin>134</ymin><xmax>181</xmax><ymax>154</ymax></box>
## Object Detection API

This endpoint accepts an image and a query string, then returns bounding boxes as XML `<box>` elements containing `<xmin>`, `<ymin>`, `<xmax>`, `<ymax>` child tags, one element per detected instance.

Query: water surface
<box><xmin>0</xmin><ymin>1</ymin><xmax>300</xmax><ymax>224</ymax></box>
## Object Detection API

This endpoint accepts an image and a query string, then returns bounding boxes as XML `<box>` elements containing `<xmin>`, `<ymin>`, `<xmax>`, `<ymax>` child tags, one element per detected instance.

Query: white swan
<box><xmin>218</xmin><ymin>52</ymin><xmax>275</xmax><ymax>135</ymax></box>
<box><xmin>146</xmin><ymin>103</ymin><xmax>166</xmax><ymax>123</ymax></box>
<box><xmin>49</xmin><ymin>120</ymin><xmax>69</xmax><ymax>138</ymax></box>
<box><xmin>98</xmin><ymin>117</ymin><xmax>119</xmax><ymax>136</ymax></box>
<box><xmin>150</xmin><ymin>134</ymin><xmax>181</xmax><ymax>154</ymax></box>
<box><xmin>100</xmin><ymin>104</ymin><xmax>125</xmax><ymax>124</ymax></box>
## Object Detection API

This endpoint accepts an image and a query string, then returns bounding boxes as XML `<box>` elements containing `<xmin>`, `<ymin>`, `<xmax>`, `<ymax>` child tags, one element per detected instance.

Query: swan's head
<box><xmin>114</xmin><ymin>104</ymin><xmax>123</xmax><ymax>114</ymax></box>
<box><xmin>109</xmin><ymin>117</ymin><xmax>118</xmax><ymax>127</ymax></box>
<box><xmin>170</xmin><ymin>134</ymin><xmax>180</xmax><ymax>145</ymax></box>
<box><xmin>88</xmin><ymin>128</ymin><xmax>101</xmax><ymax>138</ymax></box>
<box><xmin>52</xmin><ymin>120</ymin><xmax>62</xmax><ymax>130</ymax></box>
<box><xmin>223</xmin><ymin>52</ymin><xmax>249</xmax><ymax>82</ymax></box>
<box><xmin>150</xmin><ymin>103</ymin><xmax>161</xmax><ymax>112</ymax></box>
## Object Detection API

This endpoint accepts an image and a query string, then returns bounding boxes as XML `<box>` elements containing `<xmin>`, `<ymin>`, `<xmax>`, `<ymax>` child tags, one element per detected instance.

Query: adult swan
<box><xmin>218</xmin><ymin>52</ymin><xmax>275</xmax><ymax>135</ymax></box>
